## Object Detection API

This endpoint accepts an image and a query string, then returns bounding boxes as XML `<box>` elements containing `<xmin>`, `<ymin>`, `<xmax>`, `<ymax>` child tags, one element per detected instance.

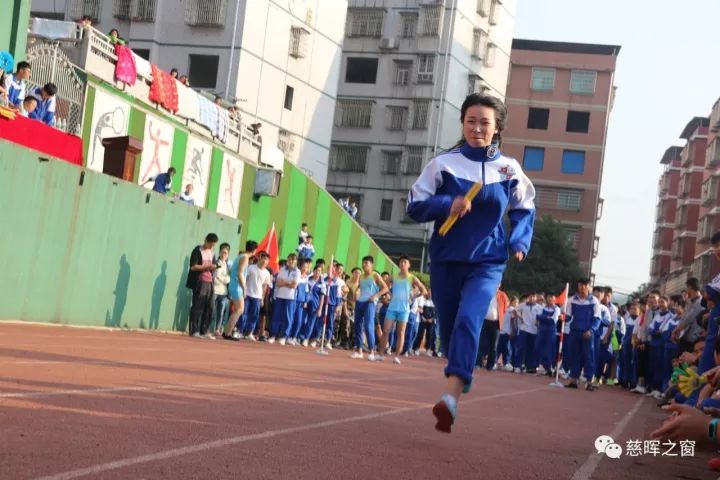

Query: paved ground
<box><xmin>0</xmin><ymin>322</ymin><xmax>716</xmax><ymax>480</ymax></box>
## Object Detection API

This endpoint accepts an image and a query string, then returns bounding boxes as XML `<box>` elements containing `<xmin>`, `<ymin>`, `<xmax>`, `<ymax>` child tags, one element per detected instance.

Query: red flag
<box><xmin>255</xmin><ymin>223</ymin><xmax>279</xmax><ymax>274</ymax></box>
<box><xmin>556</xmin><ymin>283</ymin><xmax>569</xmax><ymax>310</ymax></box>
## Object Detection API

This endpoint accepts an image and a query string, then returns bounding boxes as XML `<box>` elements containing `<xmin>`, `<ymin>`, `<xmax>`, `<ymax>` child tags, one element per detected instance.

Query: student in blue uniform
<box><xmin>536</xmin><ymin>293</ymin><xmax>560</xmax><ymax>375</ymax></box>
<box><xmin>564</xmin><ymin>279</ymin><xmax>601</xmax><ymax>391</ymax></box>
<box><xmin>4</xmin><ymin>61</ymin><xmax>30</xmax><ymax>107</ymax></box>
<box><xmin>301</xmin><ymin>263</ymin><xmax>326</xmax><ymax>347</ymax></box>
<box><xmin>619</xmin><ymin>303</ymin><xmax>639</xmax><ymax>388</ymax></box>
<box><xmin>647</xmin><ymin>296</ymin><xmax>674</xmax><ymax>398</ymax></box>
<box><xmin>350</xmin><ymin>256</ymin><xmax>388</xmax><ymax>360</ymax></box>
<box><xmin>515</xmin><ymin>293</ymin><xmax>541</xmax><ymax>373</ymax></box>
<box><xmin>322</xmin><ymin>263</ymin><xmax>347</xmax><ymax>349</ymax></box>
<box><xmin>407</xmin><ymin>94</ymin><xmax>536</xmax><ymax>433</ymax></box>
<box><xmin>268</xmin><ymin>255</ymin><xmax>299</xmax><ymax>345</ymax></box>
<box><xmin>376</xmin><ymin>256</ymin><xmax>426</xmax><ymax>364</ymax></box>
<box><xmin>403</xmin><ymin>290</ymin><xmax>424</xmax><ymax>356</ymax></box>
<box><xmin>660</xmin><ymin>300</ymin><xmax>682</xmax><ymax>392</ymax></box>
<box><xmin>28</xmin><ymin>82</ymin><xmax>57</xmax><ymax>125</ymax></box>
<box><xmin>592</xmin><ymin>286</ymin><xmax>611</xmax><ymax>385</ymax></box>
<box><xmin>290</xmin><ymin>258</ymin><xmax>311</xmax><ymax>344</ymax></box>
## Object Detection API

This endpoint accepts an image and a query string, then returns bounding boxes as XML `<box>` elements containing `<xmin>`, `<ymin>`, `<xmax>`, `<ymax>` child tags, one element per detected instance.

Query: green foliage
<box><xmin>411</xmin><ymin>270</ymin><xmax>430</xmax><ymax>288</ymax></box>
<box><xmin>503</xmin><ymin>215</ymin><xmax>584</xmax><ymax>296</ymax></box>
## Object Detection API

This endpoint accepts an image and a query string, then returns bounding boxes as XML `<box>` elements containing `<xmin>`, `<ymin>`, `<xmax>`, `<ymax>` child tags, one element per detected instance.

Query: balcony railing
<box><xmin>711</xmin><ymin>97</ymin><xmax>720</xmax><ymax>133</ymax></box>
<box><xmin>699</xmin><ymin>215</ymin><xmax>715</xmax><ymax>242</ymax></box>
<box><xmin>702</xmin><ymin>177</ymin><xmax>719</xmax><ymax>206</ymax></box>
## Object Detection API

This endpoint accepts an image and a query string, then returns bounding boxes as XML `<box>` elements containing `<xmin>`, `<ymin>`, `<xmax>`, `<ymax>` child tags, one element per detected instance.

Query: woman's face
<box><xmin>462</xmin><ymin>105</ymin><xmax>498</xmax><ymax>148</ymax></box>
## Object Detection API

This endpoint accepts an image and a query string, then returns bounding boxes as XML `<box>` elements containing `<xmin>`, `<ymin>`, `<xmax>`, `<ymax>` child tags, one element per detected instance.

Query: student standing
<box><xmin>269</xmin><ymin>254</ymin><xmax>300</xmax><ymax>345</ymax></box>
<box><xmin>223</xmin><ymin>241</ymin><xmax>252</xmax><ymax>341</ymax></box>
<box><xmin>564</xmin><ymin>279</ymin><xmax>601</xmax><ymax>391</ymax></box>
<box><xmin>303</xmin><ymin>263</ymin><xmax>327</xmax><ymax>347</ymax></box>
<box><xmin>350</xmin><ymin>256</ymin><xmax>388</xmax><ymax>360</ymax></box>
<box><xmin>536</xmin><ymin>293</ymin><xmax>560</xmax><ymax>375</ymax></box>
<box><xmin>290</xmin><ymin>259</ymin><xmax>311</xmax><ymax>344</ymax></box>
<box><xmin>240</xmin><ymin>252</ymin><xmax>272</xmax><ymax>340</ymax></box>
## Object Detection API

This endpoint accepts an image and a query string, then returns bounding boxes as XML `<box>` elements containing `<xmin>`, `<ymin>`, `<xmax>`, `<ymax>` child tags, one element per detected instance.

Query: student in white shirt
<box><xmin>239</xmin><ymin>252</ymin><xmax>272</xmax><ymax>340</ymax></box>
<box><xmin>403</xmin><ymin>289</ymin><xmax>424</xmax><ymax>356</ymax></box>
<box><xmin>268</xmin><ymin>254</ymin><xmax>300</xmax><ymax>345</ymax></box>
<box><xmin>499</xmin><ymin>297</ymin><xmax>519</xmax><ymax>371</ymax></box>
<box><xmin>515</xmin><ymin>293</ymin><xmax>542</xmax><ymax>373</ymax></box>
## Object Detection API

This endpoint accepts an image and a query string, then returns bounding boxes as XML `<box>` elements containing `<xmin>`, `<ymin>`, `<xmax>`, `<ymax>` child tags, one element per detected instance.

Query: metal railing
<box><xmin>184</xmin><ymin>0</ymin><xmax>228</xmax><ymax>27</ymax></box>
<box><xmin>70</xmin><ymin>0</ymin><xmax>102</xmax><ymax>21</ymax></box>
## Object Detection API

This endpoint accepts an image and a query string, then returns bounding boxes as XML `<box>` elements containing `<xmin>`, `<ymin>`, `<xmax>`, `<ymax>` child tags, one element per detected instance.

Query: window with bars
<box><xmin>472</xmin><ymin>29</ymin><xmax>488</xmax><ymax>58</ymax></box>
<box><xmin>557</xmin><ymin>191</ymin><xmax>582</xmax><ymax>211</ymax></box>
<box><xmin>346</xmin><ymin>8</ymin><xmax>385</xmax><ymax>37</ymax></box>
<box><xmin>184</xmin><ymin>0</ymin><xmax>228</xmax><ymax>27</ymax></box>
<box><xmin>421</xmin><ymin>5</ymin><xmax>442</xmax><ymax>36</ymax></box>
<box><xmin>133</xmin><ymin>0</ymin><xmax>157</xmax><ymax>21</ymax></box>
<box><xmin>477</xmin><ymin>0</ymin><xmax>491</xmax><ymax>17</ymax></box>
<box><xmin>380</xmin><ymin>199</ymin><xmax>394</xmax><ymax>221</ymax></box>
<box><xmin>404</xmin><ymin>147</ymin><xmax>424</xmax><ymax>175</ymax></box>
<box><xmin>335</xmin><ymin>100</ymin><xmax>373</xmax><ymax>128</ymax></box>
<box><xmin>563</xmin><ymin>226</ymin><xmax>581</xmax><ymax>250</ymax></box>
<box><xmin>570</xmin><ymin>70</ymin><xmax>597</xmax><ymax>94</ymax></box>
<box><xmin>535</xmin><ymin>186</ymin><xmax>583</xmax><ymax>211</ymax></box>
<box><xmin>394</xmin><ymin>61</ymin><xmax>412</xmax><ymax>85</ymax></box>
<box><xmin>113</xmin><ymin>0</ymin><xmax>131</xmax><ymax>19</ymax></box>
<box><xmin>399</xmin><ymin>12</ymin><xmax>418</xmax><ymax>38</ymax></box>
<box><xmin>467</xmin><ymin>74</ymin><xmax>490</xmax><ymax>95</ymax></box>
<box><xmin>484</xmin><ymin>42</ymin><xmax>497</xmax><ymax>68</ymax></box>
<box><xmin>70</xmin><ymin>0</ymin><xmax>102</xmax><ymax>21</ymax></box>
<box><xmin>329</xmin><ymin>145</ymin><xmax>369</xmax><ymax>172</ymax></box>
<box><xmin>386</xmin><ymin>106</ymin><xmax>408</xmax><ymax>131</ymax></box>
<box><xmin>412</xmin><ymin>100</ymin><xmax>430</xmax><ymax>129</ymax></box>
<box><xmin>531</xmin><ymin>68</ymin><xmax>555</xmax><ymax>91</ymax></box>
<box><xmin>417</xmin><ymin>55</ymin><xmax>434</xmax><ymax>83</ymax></box>
<box><xmin>289</xmin><ymin>26</ymin><xmax>310</xmax><ymax>58</ymax></box>
<box><xmin>488</xmin><ymin>0</ymin><xmax>500</xmax><ymax>25</ymax></box>
<box><xmin>277</xmin><ymin>129</ymin><xmax>296</xmax><ymax>157</ymax></box>
<box><xmin>383</xmin><ymin>151</ymin><xmax>402</xmax><ymax>174</ymax></box>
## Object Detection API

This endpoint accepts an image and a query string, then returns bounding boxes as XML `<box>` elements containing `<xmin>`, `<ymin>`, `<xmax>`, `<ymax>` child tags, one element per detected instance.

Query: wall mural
<box><xmin>138</xmin><ymin>115</ymin><xmax>174</xmax><ymax>189</ymax></box>
<box><xmin>181</xmin><ymin>136</ymin><xmax>212</xmax><ymax>208</ymax></box>
<box><xmin>87</xmin><ymin>90</ymin><xmax>129</xmax><ymax>172</ymax></box>
<box><xmin>217</xmin><ymin>153</ymin><xmax>244</xmax><ymax>218</ymax></box>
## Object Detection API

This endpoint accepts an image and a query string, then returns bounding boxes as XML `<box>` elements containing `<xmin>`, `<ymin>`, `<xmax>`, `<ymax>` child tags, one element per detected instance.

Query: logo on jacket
<box><xmin>498</xmin><ymin>165</ymin><xmax>516</xmax><ymax>180</ymax></box>
<box><xmin>486</xmin><ymin>145</ymin><xmax>498</xmax><ymax>158</ymax></box>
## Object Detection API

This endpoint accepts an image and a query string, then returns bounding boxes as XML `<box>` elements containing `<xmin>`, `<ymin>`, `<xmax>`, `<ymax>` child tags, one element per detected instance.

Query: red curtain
<box><xmin>0</xmin><ymin>114</ymin><xmax>83</xmax><ymax>166</ymax></box>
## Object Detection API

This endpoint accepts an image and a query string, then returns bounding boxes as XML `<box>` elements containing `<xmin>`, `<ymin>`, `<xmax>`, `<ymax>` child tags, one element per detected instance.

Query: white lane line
<box><xmin>33</xmin><ymin>387</ymin><xmax>546</xmax><ymax>480</ymax></box>
<box><xmin>570</xmin><ymin>396</ymin><xmax>645</xmax><ymax>480</ymax></box>
<box><xmin>0</xmin><ymin>373</ymin><xmax>434</xmax><ymax>400</ymax></box>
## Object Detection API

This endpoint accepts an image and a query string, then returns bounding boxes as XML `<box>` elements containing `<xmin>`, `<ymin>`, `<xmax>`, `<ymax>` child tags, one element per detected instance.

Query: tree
<box><xmin>503</xmin><ymin>215</ymin><xmax>584</xmax><ymax>297</ymax></box>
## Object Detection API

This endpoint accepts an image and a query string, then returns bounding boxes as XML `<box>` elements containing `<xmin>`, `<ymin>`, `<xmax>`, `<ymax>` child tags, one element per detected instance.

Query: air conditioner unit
<box><xmin>379</xmin><ymin>37</ymin><xmax>398</xmax><ymax>50</ymax></box>
<box><xmin>417</xmin><ymin>73</ymin><xmax>434</xmax><ymax>83</ymax></box>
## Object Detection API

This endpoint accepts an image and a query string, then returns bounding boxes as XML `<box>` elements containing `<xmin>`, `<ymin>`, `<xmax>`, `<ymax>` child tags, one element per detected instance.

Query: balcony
<box><xmin>678</xmin><ymin>175</ymin><xmax>691</xmax><ymax>199</ymax></box>
<box><xmin>702</xmin><ymin>177</ymin><xmax>719</xmax><ymax>206</ymax></box>
<box><xmin>708</xmin><ymin>138</ymin><xmax>720</xmax><ymax>168</ymax></box>
<box><xmin>711</xmin><ymin>97</ymin><xmax>720</xmax><ymax>133</ymax></box>
<box><xmin>57</xmin><ymin>26</ymin><xmax>260</xmax><ymax>161</ymax></box>
<box><xmin>698</xmin><ymin>214</ymin><xmax>715</xmax><ymax>243</ymax></box>
<box><xmin>672</xmin><ymin>239</ymin><xmax>683</xmax><ymax>260</ymax></box>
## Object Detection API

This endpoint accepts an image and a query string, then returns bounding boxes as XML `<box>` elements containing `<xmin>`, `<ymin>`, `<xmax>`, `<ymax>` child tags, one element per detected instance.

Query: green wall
<box><xmin>0</xmin><ymin>79</ymin><xmax>395</xmax><ymax>330</ymax></box>
<box><xmin>0</xmin><ymin>0</ymin><xmax>30</xmax><ymax>61</ymax></box>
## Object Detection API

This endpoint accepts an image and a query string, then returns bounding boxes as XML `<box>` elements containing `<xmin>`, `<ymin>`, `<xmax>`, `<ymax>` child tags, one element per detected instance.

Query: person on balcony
<box><xmin>28</xmin><ymin>83</ymin><xmax>57</xmax><ymax>126</ymax></box>
<box><xmin>18</xmin><ymin>96</ymin><xmax>37</xmax><ymax>118</ymax></box>
<box><xmin>0</xmin><ymin>51</ymin><xmax>14</xmax><ymax>106</ymax></box>
<box><xmin>108</xmin><ymin>29</ymin><xmax>125</xmax><ymax>45</ymax></box>
<box><xmin>179</xmin><ymin>184</ymin><xmax>195</xmax><ymax>205</ymax></box>
<box><xmin>3</xmin><ymin>61</ymin><xmax>31</xmax><ymax>108</ymax></box>
<box><xmin>150</xmin><ymin>167</ymin><xmax>176</xmax><ymax>195</ymax></box>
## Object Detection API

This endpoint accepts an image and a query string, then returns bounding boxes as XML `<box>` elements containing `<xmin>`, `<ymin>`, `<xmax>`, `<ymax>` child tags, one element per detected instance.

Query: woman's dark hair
<box><xmin>450</xmin><ymin>94</ymin><xmax>508</xmax><ymax>150</ymax></box>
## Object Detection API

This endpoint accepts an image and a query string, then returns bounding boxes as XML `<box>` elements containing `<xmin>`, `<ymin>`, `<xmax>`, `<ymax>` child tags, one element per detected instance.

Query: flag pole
<box><xmin>316</xmin><ymin>255</ymin><xmax>334</xmax><ymax>356</ymax></box>
<box><xmin>550</xmin><ymin>282</ymin><xmax>569</xmax><ymax>388</ymax></box>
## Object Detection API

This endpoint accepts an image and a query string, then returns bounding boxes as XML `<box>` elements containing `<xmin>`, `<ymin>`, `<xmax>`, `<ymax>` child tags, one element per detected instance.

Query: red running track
<box><xmin>0</xmin><ymin>322</ymin><xmax>714</xmax><ymax>480</ymax></box>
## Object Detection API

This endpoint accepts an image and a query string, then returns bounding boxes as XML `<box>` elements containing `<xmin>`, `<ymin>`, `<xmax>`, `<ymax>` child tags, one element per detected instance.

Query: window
<box><xmin>468</xmin><ymin>74</ymin><xmax>490</xmax><ymax>95</ymax></box>
<box><xmin>335</xmin><ymin>100</ymin><xmax>374</xmax><ymax>128</ymax></box>
<box><xmin>488</xmin><ymin>0</ymin><xmax>500</xmax><ymax>25</ymax></box>
<box><xmin>561</xmin><ymin>150</ymin><xmax>585</xmax><ymax>174</ymax></box>
<box><xmin>420</xmin><ymin>5</ymin><xmax>442</xmax><ymax>36</ymax></box>
<box><xmin>477</xmin><ymin>0</ymin><xmax>491</xmax><ymax>17</ymax></box>
<box><xmin>277</xmin><ymin>129</ymin><xmax>296</xmax><ymax>157</ymax></box>
<box><xmin>484</xmin><ymin>42</ymin><xmax>497</xmax><ymax>67</ymax></box>
<box><xmin>522</xmin><ymin>147</ymin><xmax>544</xmax><ymax>171</ymax></box>
<box><xmin>346</xmin><ymin>8</ymin><xmax>384</xmax><ymax>37</ymax></box>
<box><xmin>184</xmin><ymin>0</ymin><xmax>228</xmax><ymax>27</ymax></box>
<box><xmin>380</xmin><ymin>199</ymin><xmax>394</xmax><ymax>221</ymax></box>
<box><xmin>133</xmin><ymin>48</ymin><xmax>150</xmax><ymax>61</ymax></box>
<box><xmin>383</xmin><ymin>151</ymin><xmax>402</xmax><ymax>174</ymax></box>
<box><xmin>412</xmin><ymin>100</ymin><xmax>430</xmax><ymax>129</ymax></box>
<box><xmin>404</xmin><ymin>146</ymin><xmax>424</xmax><ymax>174</ymax></box>
<box><xmin>188</xmin><ymin>54</ymin><xmax>219</xmax><ymax>89</ymax></box>
<box><xmin>132</xmin><ymin>0</ymin><xmax>157</xmax><ymax>21</ymax></box>
<box><xmin>472</xmin><ymin>29</ymin><xmax>488</xmax><ymax>59</ymax></box>
<box><xmin>566</xmin><ymin>111</ymin><xmax>590</xmax><ymax>133</ymax></box>
<box><xmin>557</xmin><ymin>190</ymin><xmax>582</xmax><ymax>211</ymax></box>
<box><xmin>386</xmin><ymin>106</ymin><xmax>407</xmax><ymax>131</ymax></box>
<box><xmin>284</xmin><ymin>86</ymin><xmax>294</xmax><ymax>111</ymax></box>
<box><xmin>345</xmin><ymin>57</ymin><xmax>378</xmax><ymax>84</ymax></box>
<box><xmin>563</xmin><ymin>226</ymin><xmax>581</xmax><ymax>249</ymax></box>
<box><xmin>417</xmin><ymin>55</ymin><xmax>434</xmax><ymax>83</ymax></box>
<box><xmin>399</xmin><ymin>12</ymin><xmax>417</xmax><ymax>38</ymax></box>
<box><xmin>70</xmin><ymin>0</ymin><xmax>102</xmax><ymax>21</ymax></box>
<box><xmin>527</xmin><ymin>108</ymin><xmax>549</xmax><ymax>130</ymax></box>
<box><xmin>394</xmin><ymin>61</ymin><xmax>412</xmax><ymax>85</ymax></box>
<box><xmin>531</xmin><ymin>68</ymin><xmax>555</xmax><ymax>91</ymax></box>
<box><xmin>329</xmin><ymin>145</ymin><xmax>369</xmax><ymax>172</ymax></box>
<box><xmin>570</xmin><ymin>70</ymin><xmax>597</xmax><ymax>94</ymax></box>
<box><xmin>289</xmin><ymin>26</ymin><xmax>310</xmax><ymax>58</ymax></box>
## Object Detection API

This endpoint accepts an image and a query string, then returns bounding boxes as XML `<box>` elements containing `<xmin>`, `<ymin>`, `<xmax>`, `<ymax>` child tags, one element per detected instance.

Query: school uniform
<box><xmin>407</xmin><ymin>143</ymin><xmax>535</xmax><ymax>386</ymax></box>
<box><xmin>595</xmin><ymin>304</ymin><xmax>613</xmax><ymax>380</ymax></box>
<box><xmin>240</xmin><ymin>265</ymin><xmax>271</xmax><ymax>335</ymax></box>
<box><xmin>536</xmin><ymin>304</ymin><xmax>560</xmax><ymax>371</ymax></box>
<box><xmin>414</xmin><ymin>298</ymin><xmax>437</xmax><ymax>352</ymax></box>
<box><xmin>699</xmin><ymin>275</ymin><xmax>720</xmax><ymax>374</ymax></box>
<box><xmin>648</xmin><ymin>310</ymin><xmax>673</xmax><ymax>392</ymax></box>
<box><xmin>270</xmin><ymin>266</ymin><xmax>299</xmax><ymax>339</ymax></box>
<box><xmin>477</xmin><ymin>291</ymin><xmax>509</xmax><ymax>370</ymax></box>
<box><xmin>619</xmin><ymin>313</ymin><xmax>638</xmax><ymax>387</ymax></box>
<box><xmin>403</xmin><ymin>295</ymin><xmax>424</xmax><ymax>354</ymax></box>
<box><xmin>291</xmin><ymin>274</ymin><xmax>309</xmax><ymax>339</ymax></box>
<box><xmin>28</xmin><ymin>88</ymin><xmax>56</xmax><ymax>125</ymax></box>
<box><xmin>355</xmin><ymin>274</ymin><xmax>380</xmax><ymax>351</ymax></box>
<box><xmin>660</xmin><ymin>312</ymin><xmax>680</xmax><ymax>391</ymax></box>
<box><xmin>323</xmin><ymin>275</ymin><xmax>345</xmax><ymax>342</ymax></box>
<box><xmin>302</xmin><ymin>276</ymin><xmax>326</xmax><ymax>341</ymax></box>
<box><xmin>3</xmin><ymin>74</ymin><xmax>25</xmax><ymax>107</ymax></box>
<box><xmin>565</xmin><ymin>294</ymin><xmax>602</xmax><ymax>381</ymax></box>
<box><xmin>516</xmin><ymin>301</ymin><xmax>541</xmax><ymax>371</ymax></box>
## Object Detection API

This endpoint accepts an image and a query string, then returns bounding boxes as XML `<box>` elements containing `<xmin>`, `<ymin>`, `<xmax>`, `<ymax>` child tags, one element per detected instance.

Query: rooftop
<box><xmin>679</xmin><ymin>116</ymin><xmax>710</xmax><ymax>140</ymax></box>
<box><xmin>660</xmin><ymin>146</ymin><xmax>683</xmax><ymax>165</ymax></box>
<box><xmin>512</xmin><ymin>39</ymin><xmax>622</xmax><ymax>56</ymax></box>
